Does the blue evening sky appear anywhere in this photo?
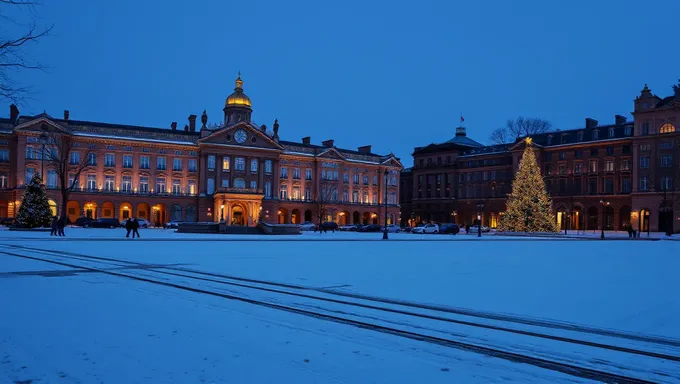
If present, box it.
[8,0,680,166]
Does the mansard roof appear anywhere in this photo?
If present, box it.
[280,139,400,166]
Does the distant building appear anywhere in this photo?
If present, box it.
[0,75,402,227]
[402,83,680,234]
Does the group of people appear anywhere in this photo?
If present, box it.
[50,216,66,236]
[125,218,141,238]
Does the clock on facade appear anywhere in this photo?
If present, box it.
[234,129,247,144]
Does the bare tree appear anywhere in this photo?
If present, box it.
[314,181,336,231]
[43,129,94,223]
[653,162,680,236]
[0,0,52,103]
[489,117,552,145]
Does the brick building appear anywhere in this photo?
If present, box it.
[0,76,402,227]
[402,82,680,234]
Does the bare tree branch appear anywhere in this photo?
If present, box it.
[315,180,337,229]
[488,127,510,145]
[488,117,552,145]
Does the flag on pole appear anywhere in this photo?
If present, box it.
[460,114,465,123]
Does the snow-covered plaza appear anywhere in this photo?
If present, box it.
[1,228,679,383]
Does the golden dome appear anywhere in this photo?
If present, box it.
[225,74,252,108]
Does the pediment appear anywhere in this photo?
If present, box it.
[198,122,283,150]
[381,156,403,169]
[317,147,346,159]
[14,115,71,135]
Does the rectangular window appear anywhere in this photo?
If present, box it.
[188,159,197,172]
[235,157,245,171]
[321,170,326,180]
[122,175,132,193]
[220,156,229,171]
[574,150,583,159]
[661,154,673,167]
[221,178,229,188]
[279,185,288,200]
[280,167,288,178]
[577,131,584,142]
[104,175,115,191]
[604,178,614,193]
[545,164,552,175]
[293,168,301,179]
[250,159,258,173]
[592,130,599,140]
[639,176,649,191]
[544,152,551,161]
[483,171,488,181]
[589,160,597,172]
[621,159,630,171]
[305,188,312,201]
[0,174,7,189]
[188,180,196,195]
[661,176,673,191]
[87,174,97,190]
[622,177,631,193]
[606,147,614,156]
[574,163,582,174]
[639,144,651,151]
[605,160,614,172]
[343,190,349,202]
[156,177,166,193]
[46,170,57,188]
[172,179,181,195]
[250,180,257,190]
[588,178,598,194]
[590,148,598,156]
[573,178,582,194]
[206,178,214,194]
[207,155,216,171]
[264,160,272,174]
[25,147,34,160]
[608,127,615,138]
[123,155,133,168]
[363,176,369,185]
[353,174,359,184]
[140,156,150,169]
[292,186,300,200]
[639,156,650,168]
[641,122,649,136]
[558,164,566,175]
[173,158,182,171]
[67,173,77,189]
[139,176,149,193]
[264,181,272,198]
[343,173,349,183]
[105,153,115,167]
[660,142,673,150]
[622,145,631,154]
[69,151,80,165]
[157,157,166,171]
[559,151,566,160]
[625,126,632,136]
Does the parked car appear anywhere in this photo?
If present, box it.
[315,222,339,231]
[401,226,413,233]
[121,218,150,228]
[439,223,460,234]
[0,217,15,226]
[163,220,184,229]
[299,221,316,231]
[382,224,401,233]
[339,224,358,231]
[89,218,121,228]
[73,216,93,227]
[411,223,439,234]
[358,224,382,232]
[469,225,491,233]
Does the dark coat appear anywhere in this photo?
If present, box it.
[125,219,133,230]
[51,217,58,229]
[132,219,139,229]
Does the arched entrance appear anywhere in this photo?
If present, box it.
[339,211,350,225]
[556,209,568,231]
[152,203,166,227]
[353,211,360,224]
[371,212,378,224]
[48,199,58,217]
[603,206,614,230]
[278,208,289,224]
[639,209,650,233]
[291,209,301,224]
[362,212,370,225]
[84,202,97,219]
[119,202,133,221]
[137,202,150,221]
[572,207,583,231]
[66,201,80,223]
[586,207,598,230]
[304,209,312,223]
[171,204,182,221]
[232,204,246,226]
[186,205,197,222]
[101,201,115,218]
[387,213,394,225]
[619,206,631,230]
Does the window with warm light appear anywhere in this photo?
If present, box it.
[172,179,181,194]
[660,123,676,134]
[122,176,132,193]
[156,177,166,193]
[139,176,149,193]
[86,174,97,190]
[104,175,115,191]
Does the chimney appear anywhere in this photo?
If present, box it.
[9,104,19,125]
[171,122,177,131]
[184,124,189,132]
[615,115,627,125]
[322,139,334,148]
[188,114,197,132]
[455,127,467,137]
[358,145,372,153]
[585,118,598,129]
[301,136,311,145]
[63,110,70,121]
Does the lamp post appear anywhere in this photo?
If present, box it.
[220,204,225,222]
[39,131,48,183]
[383,169,389,240]
[451,210,458,224]
[599,199,609,240]
[476,201,484,237]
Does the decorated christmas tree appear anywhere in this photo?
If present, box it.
[498,138,559,233]
[16,173,52,228]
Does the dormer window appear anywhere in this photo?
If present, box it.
[592,129,599,140]
[547,135,553,145]
[577,131,584,142]
[608,127,615,138]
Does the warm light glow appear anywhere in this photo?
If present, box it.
[220,204,225,209]
[525,137,533,145]
[339,212,345,216]
[277,210,282,215]
[631,211,639,218]
[371,213,377,218]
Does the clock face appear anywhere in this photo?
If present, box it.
[234,129,247,144]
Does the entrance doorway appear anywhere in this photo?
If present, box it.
[84,202,97,219]
[659,208,673,234]
[639,209,650,233]
[232,205,245,226]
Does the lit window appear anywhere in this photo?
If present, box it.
[639,156,650,168]
[660,123,676,134]
[122,176,132,193]
[156,177,166,193]
[104,175,115,191]
[188,180,196,195]
[139,176,149,193]
[661,154,673,167]
[605,160,614,172]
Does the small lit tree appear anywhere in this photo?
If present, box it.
[499,138,559,233]
[16,173,52,228]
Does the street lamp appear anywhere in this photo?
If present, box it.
[599,199,609,239]
[383,169,389,240]
[476,201,485,237]
[39,131,48,183]
[451,210,458,224]
[220,204,225,222]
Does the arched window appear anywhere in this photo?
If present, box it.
[660,123,676,134]
[234,177,246,189]
[171,204,182,221]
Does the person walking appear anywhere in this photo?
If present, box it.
[125,218,132,238]
[132,218,141,239]
[50,216,58,236]
[57,216,66,237]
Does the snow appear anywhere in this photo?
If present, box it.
[1,228,679,383]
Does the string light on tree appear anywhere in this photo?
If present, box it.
[498,137,559,233]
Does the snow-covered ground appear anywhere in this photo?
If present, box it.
[1,228,679,383]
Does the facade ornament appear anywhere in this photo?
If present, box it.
[201,110,208,129]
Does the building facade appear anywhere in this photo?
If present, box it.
[0,76,402,227]
[402,83,680,234]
